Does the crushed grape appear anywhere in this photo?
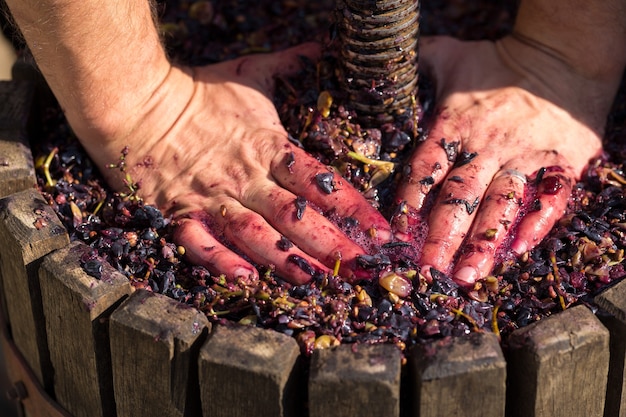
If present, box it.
[27,0,626,357]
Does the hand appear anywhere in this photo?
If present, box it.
[85,43,391,284]
[396,35,617,287]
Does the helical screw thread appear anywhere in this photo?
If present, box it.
[337,0,419,120]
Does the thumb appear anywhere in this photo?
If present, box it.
[268,42,322,76]
[221,42,322,96]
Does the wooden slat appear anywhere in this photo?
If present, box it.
[596,281,626,417]
[199,325,304,417]
[408,331,506,417]
[0,188,69,392]
[39,241,132,417]
[109,290,210,417]
[0,79,37,343]
[0,81,36,198]
[597,315,626,417]
[505,305,609,417]
[309,343,402,417]
[596,279,626,325]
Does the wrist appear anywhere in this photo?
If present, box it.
[513,0,626,82]
[5,0,176,146]
[79,64,197,177]
[496,34,621,136]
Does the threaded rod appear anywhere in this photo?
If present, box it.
[337,0,420,119]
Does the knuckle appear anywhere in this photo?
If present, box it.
[272,199,298,224]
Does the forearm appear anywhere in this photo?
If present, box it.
[514,0,626,81]
[5,0,173,142]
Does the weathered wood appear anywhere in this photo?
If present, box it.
[0,81,36,198]
[0,188,69,392]
[596,281,626,417]
[596,279,626,326]
[408,331,506,417]
[309,343,402,417]
[109,290,210,417]
[39,241,132,417]
[199,324,304,417]
[505,305,609,417]
[0,79,37,346]
[597,314,626,417]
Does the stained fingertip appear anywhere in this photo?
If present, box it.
[453,266,478,288]
[185,243,259,282]
[367,224,392,243]
[174,217,259,282]
[419,264,434,283]
[511,238,528,256]
[233,266,259,283]
[285,253,328,281]
[349,268,375,282]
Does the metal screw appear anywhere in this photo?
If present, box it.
[337,0,420,120]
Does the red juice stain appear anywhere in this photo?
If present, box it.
[539,176,562,195]
[493,166,568,267]
[493,179,536,267]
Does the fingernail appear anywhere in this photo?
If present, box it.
[369,226,392,243]
[453,266,477,287]
[393,231,412,242]
[420,264,434,283]
[351,267,375,281]
[511,239,527,256]
[233,267,257,282]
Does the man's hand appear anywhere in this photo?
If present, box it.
[93,44,391,284]
[5,0,391,285]
[396,35,619,287]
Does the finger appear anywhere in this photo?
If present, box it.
[173,216,259,282]
[452,168,527,287]
[419,154,499,273]
[223,42,322,95]
[243,178,373,279]
[510,168,573,256]
[395,115,467,211]
[217,202,332,285]
[271,146,392,243]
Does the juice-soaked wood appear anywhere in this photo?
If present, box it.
[505,304,609,417]
[0,188,69,392]
[199,325,304,417]
[109,289,210,417]
[0,81,37,198]
[407,331,506,417]
[308,343,402,417]
[39,241,132,417]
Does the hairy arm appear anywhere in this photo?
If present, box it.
[6,0,176,144]
[5,1,392,284]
